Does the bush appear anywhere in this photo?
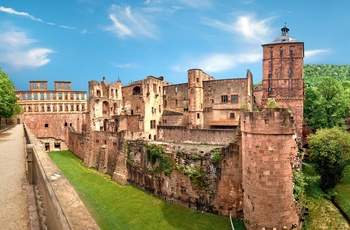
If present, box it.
[308,127,350,191]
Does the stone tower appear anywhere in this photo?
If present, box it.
[241,109,301,230]
[261,25,304,139]
[187,69,214,129]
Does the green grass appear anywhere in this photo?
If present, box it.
[48,150,231,230]
[302,162,349,230]
[335,163,350,218]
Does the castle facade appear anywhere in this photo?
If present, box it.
[16,26,304,230]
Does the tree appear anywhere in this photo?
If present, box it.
[308,127,350,191]
[304,77,349,131]
[0,68,18,126]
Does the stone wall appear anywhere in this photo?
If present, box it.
[241,108,301,230]
[68,130,86,160]
[20,113,85,144]
[158,126,237,145]
[24,125,98,229]
[126,140,243,216]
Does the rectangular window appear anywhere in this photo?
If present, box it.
[46,94,50,100]
[150,120,156,129]
[22,94,26,100]
[45,124,49,128]
[28,94,32,100]
[221,95,228,103]
[196,78,199,83]
[53,94,57,100]
[33,84,38,89]
[153,84,157,93]
[197,113,200,119]
[81,94,85,100]
[34,94,38,100]
[211,98,214,103]
[40,83,44,89]
[231,95,239,103]
[230,113,235,119]
[227,82,230,89]
[58,84,62,89]
[64,84,68,89]
[40,94,45,100]
[59,93,62,100]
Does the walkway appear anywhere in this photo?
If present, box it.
[0,125,30,229]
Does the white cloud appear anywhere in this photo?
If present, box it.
[105,5,158,39]
[0,6,76,29]
[203,14,275,44]
[305,49,329,58]
[0,6,43,22]
[173,51,261,73]
[0,28,53,69]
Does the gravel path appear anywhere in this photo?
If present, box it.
[0,125,30,230]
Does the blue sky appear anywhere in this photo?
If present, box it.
[0,1,349,92]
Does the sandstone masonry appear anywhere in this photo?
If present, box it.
[16,25,305,230]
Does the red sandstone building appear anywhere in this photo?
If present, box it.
[17,25,305,230]
[16,81,87,151]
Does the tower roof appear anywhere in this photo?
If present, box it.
[270,24,299,43]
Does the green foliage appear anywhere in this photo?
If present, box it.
[304,64,350,87]
[211,150,222,165]
[49,151,231,230]
[302,162,349,229]
[145,144,173,177]
[266,98,280,109]
[293,170,307,201]
[184,166,207,189]
[0,69,18,120]
[308,127,350,191]
[335,163,350,219]
[304,77,349,131]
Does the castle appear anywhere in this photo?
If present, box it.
[16,25,304,230]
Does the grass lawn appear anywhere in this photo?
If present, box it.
[302,163,350,230]
[335,163,350,218]
[48,150,231,230]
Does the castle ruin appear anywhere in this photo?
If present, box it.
[16,25,305,230]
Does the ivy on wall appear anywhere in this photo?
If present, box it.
[145,144,173,177]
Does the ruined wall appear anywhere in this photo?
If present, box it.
[163,83,189,113]
[68,131,86,160]
[126,140,242,216]
[241,108,301,230]
[158,126,237,145]
[21,113,85,145]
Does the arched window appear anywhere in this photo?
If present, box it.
[133,86,141,95]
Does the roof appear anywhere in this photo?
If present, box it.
[268,25,300,44]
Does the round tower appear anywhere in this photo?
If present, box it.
[241,108,301,230]
[261,25,304,140]
[187,69,205,129]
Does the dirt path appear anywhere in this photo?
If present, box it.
[0,125,30,229]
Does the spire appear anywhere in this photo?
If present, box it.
[281,23,289,36]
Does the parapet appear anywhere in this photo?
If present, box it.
[241,108,295,135]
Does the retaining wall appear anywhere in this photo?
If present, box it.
[24,125,99,230]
